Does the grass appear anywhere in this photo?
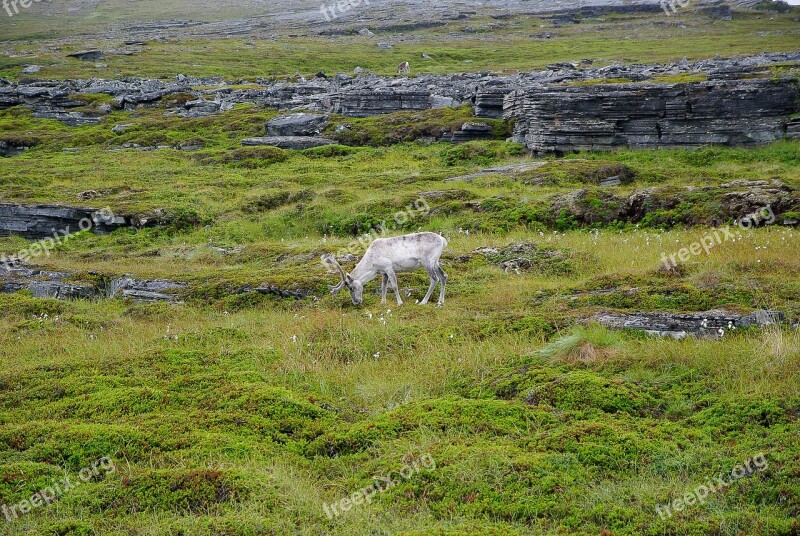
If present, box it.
[1,10,799,80]
[1,5,799,534]
[1,101,799,534]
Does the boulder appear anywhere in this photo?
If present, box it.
[266,113,329,136]
[450,122,494,143]
[176,99,221,117]
[67,50,105,61]
[109,276,187,303]
[701,4,734,20]
[0,140,28,157]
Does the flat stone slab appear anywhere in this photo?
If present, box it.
[444,162,548,182]
[241,136,336,150]
[266,113,329,136]
[67,50,105,61]
[109,276,188,303]
[591,309,784,339]
[0,203,129,239]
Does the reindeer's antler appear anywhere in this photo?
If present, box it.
[321,254,348,294]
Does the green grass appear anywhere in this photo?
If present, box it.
[1,10,799,80]
[1,98,800,534]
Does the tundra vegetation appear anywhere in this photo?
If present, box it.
[1,3,800,535]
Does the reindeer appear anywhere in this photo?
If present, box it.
[322,232,447,306]
[397,61,410,74]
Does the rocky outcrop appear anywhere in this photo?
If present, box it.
[0,204,129,239]
[66,50,105,61]
[0,261,186,302]
[591,309,783,339]
[545,182,799,227]
[0,262,99,300]
[4,52,797,127]
[0,260,312,304]
[505,78,800,153]
[329,90,433,117]
[444,161,549,182]
[242,136,335,149]
[173,98,233,118]
[109,276,188,302]
[0,140,28,157]
[450,122,494,143]
[787,118,800,140]
[266,113,330,136]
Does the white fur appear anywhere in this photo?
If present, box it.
[323,232,448,306]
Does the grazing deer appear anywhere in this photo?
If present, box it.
[322,232,448,306]
[397,61,410,74]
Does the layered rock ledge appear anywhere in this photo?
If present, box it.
[1,52,797,127]
[505,78,800,153]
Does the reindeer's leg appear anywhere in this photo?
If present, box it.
[436,265,448,306]
[387,270,403,306]
[380,274,389,304]
[420,267,438,305]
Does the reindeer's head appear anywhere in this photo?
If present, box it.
[322,254,363,305]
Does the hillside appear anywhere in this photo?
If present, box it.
[1,1,800,535]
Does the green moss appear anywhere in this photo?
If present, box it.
[306,398,553,457]
[112,469,252,514]
[242,189,314,213]
[440,141,526,167]
[194,146,288,168]
[325,107,510,147]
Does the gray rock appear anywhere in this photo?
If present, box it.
[0,203,129,239]
[0,262,99,300]
[787,118,800,140]
[67,50,105,61]
[2,51,800,141]
[505,78,800,153]
[451,122,494,143]
[21,65,42,75]
[592,309,784,339]
[109,276,187,303]
[0,140,28,157]
[241,136,336,149]
[330,90,432,117]
[444,162,548,182]
[112,123,134,134]
[701,4,734,20]
[0,261,187,303]
[266,113,329,136]
[431,95,459,109]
